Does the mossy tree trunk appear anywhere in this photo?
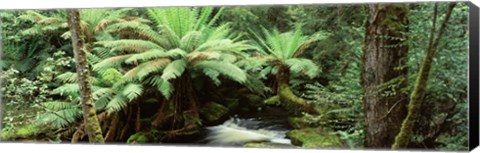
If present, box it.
[67,9,105,143]
[361,4,409,148]
[276,66,316,115]
[392,3,456,149]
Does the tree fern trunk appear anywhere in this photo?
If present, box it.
[67,9,105,143]
[276,66,316,115]
[362,4,409,148]
[392,3,456,149]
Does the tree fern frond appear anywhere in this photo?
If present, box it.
[123,58,171,81]
[194,60,247,84]
[122,83,143,101]
[51,83,80,96]
[41,101,79,111]
[125,49,167,64]
[93,54,132,73]
[96,39,163,53]
[180,31,201,52]
[285,58,320,79]
[55,72,78,83]
[161,59,188,81]
[106,95,128,113]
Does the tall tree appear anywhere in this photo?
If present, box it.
[361,4,409,148]
[67,9,105,143]
[392,3,456,149]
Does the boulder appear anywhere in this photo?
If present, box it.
[200,102,230,125]
[286,127,345,149]
[244,142,297,148]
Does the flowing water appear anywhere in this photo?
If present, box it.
[198,107,293,147]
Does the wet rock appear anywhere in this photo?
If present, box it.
[244,142,297,148]
[286,127,345,149]
[288,117,321,129]
[200,102,230,125]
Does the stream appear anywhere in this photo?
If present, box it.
[164,107,294,147]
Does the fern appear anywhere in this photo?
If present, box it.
[193,60,247,84]
[161,59,188,81]
[285,58,320,79]
[122,83,143,101]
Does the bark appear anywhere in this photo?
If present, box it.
[276,66,317,115]
[392,3,456,149]
[151,72,200,132]
[361,4,409,148]
[104,113,119,142]
[67,9,105,143]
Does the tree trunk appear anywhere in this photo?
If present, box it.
[276,66,316,115]
[67,9,105,143]
[361,4,409,148]
[392,3,456,149]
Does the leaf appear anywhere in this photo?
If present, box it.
[161,59,188,81]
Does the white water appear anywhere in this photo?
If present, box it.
[204,117,291,146]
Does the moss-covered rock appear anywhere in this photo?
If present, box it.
[244,142,297,148]
[288,117,321,129]
[2,124,45,141]
[286,127,345,149]
[200,102,230,125]
[127,130,162,144]
[221,98,240,111]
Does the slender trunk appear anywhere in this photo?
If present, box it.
[362,4,409,148]
[392,3,456,149]
[276,66,316,115]
[67,9,105,143]
[104,113,119,142]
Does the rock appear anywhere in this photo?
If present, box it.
[288,117,321,129]
[286,127,345,149]
[221,98,240,111]
[244,142,297,148]
[200,102,230,125]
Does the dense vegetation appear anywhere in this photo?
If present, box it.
[0,2,469,151]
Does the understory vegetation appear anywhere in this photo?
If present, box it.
[0,2,469,151]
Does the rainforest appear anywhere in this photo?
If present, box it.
[0,2,470,151]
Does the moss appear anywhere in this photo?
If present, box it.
[1,124,43,140]
[264,95,280,106]
[199,102,230,125]
[127,132,150,144]
[278,82,316,115]
[244,142,296,148]
[288,117,320,129]
[287,128,345,149]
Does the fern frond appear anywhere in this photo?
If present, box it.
[96,39,163,53]
[285,58,320,79]
[41,101,79,111]
[55,72,78,83]
[106,95,128,113]
[161,59,188,81]
[194,60,247,84]
[122,83,143,101]
[125,49,167,64]
[93,54,132,73]
[123,58,171,81]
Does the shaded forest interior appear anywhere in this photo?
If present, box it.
[0,2,470,151]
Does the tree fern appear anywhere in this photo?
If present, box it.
[161,59,188,81]
[193,60,247,84]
